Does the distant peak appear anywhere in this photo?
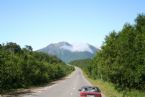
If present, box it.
[47,42,72,48]
[37,42,98,63]
[57,42,71,46]
[45,42,98,54]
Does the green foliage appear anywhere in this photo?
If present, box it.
[91,14,145,91]
[72,14,145,93]
[0,43,74,92]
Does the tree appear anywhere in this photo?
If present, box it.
[4,42,21,53]
[25,45,33,51]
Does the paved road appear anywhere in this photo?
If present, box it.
[21,67,105,97]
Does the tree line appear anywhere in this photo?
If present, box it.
[0,42,74,93]
[69,59,92,76]
[71,14,145,91]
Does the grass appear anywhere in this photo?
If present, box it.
[83,72,145,97]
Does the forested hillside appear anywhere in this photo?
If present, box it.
[0,42,74,93]
[71,14,145,92]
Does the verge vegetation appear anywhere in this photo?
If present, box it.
[0,42,74,93]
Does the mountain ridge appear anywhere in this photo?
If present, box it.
[37,42,99,63]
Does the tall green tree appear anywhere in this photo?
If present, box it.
[90,14,145,90]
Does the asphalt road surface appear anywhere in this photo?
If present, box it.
[21,67,105,97]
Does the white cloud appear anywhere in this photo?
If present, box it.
[60,43,93,53]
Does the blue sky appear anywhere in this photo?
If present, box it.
[0,0,145,50]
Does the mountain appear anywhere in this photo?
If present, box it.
[37,42,99,63]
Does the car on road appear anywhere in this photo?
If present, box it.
[78,86,102,97]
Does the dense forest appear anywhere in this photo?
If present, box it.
[71,14,145,91]
[0,42,74,93]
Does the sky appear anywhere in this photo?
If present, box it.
[0,0,145,50]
